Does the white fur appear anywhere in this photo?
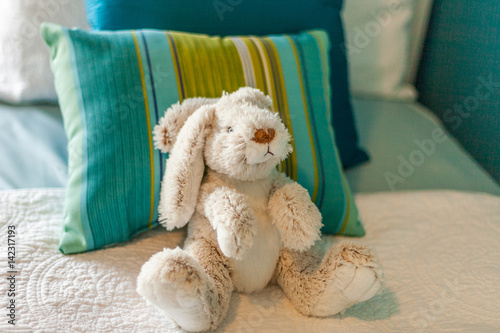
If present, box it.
[138,87,382,332]
[158,106,215,229]
[136,247,216,331]
[222,174,281,293]
[153,97,218,153]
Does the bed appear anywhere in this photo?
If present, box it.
[1,98,499,332]
[1,0,499,332]
[1,188,499,332]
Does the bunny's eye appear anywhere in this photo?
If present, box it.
[227,127,233,133]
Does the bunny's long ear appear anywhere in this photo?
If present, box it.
[153,97,218,153]
[157,105,216,230]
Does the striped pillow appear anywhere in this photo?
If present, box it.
[42,23,365,254]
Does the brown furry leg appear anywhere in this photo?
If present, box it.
[185,238,234,330]
[274,241,381,317]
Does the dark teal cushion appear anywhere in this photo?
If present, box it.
[416,0,500,184]
[85,0,368,169]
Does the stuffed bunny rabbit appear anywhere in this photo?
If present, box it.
[137,87,381,332]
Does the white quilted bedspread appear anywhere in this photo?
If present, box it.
[1,189,500,333]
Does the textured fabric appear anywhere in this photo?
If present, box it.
[84,0,368,169]
[342,0,419,101]
[416,0,500,184]
[2,188,500,332]
[345,99,500,195]
[0,0,88,104]
[41,24,364,254]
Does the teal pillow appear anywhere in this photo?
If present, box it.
[41,23,365,254]
[85,0,369,169]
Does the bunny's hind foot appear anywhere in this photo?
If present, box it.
[276,241,382,317]
[137,246,231,332]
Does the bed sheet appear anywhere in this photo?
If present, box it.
[346,98,500,195]
[0,103,67,189]
[1,188,499,332]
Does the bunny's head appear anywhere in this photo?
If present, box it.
[155,87,292,229]
[204,90,292,181]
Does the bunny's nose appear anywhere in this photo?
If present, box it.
[252,128,276,144]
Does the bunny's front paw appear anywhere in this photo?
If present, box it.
[268,182,323,251]
[206,188,257,260]
[216,217,256,260]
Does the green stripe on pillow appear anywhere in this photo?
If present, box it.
[42,23,364,254]
[42,24,89,254]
